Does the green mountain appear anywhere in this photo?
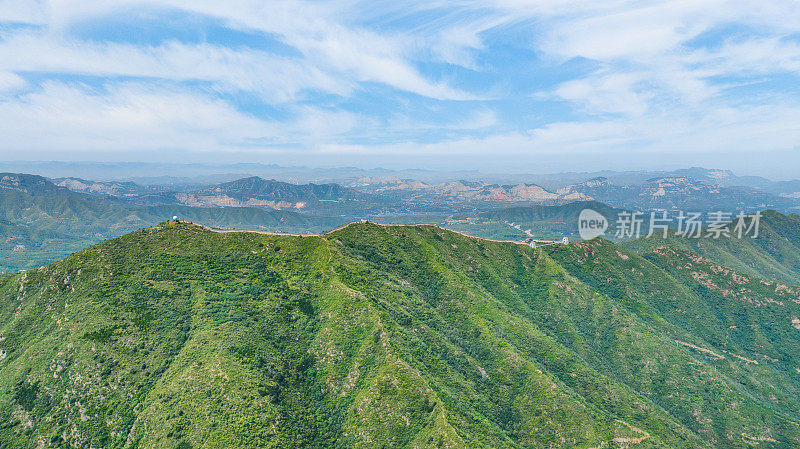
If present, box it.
[625,210,800,284]
[469,201,623,240]
[2,221,799,447]
[401,201,622,242]
[477,201,620,222]
[0,173,72,196]
[158,177,387,214]
[0,176,346,273]
[0,219,90,275]
[207,177,363,202]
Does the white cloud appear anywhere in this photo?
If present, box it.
[530,104,800,155]
[0,82,370,151]
[0,32,353,102]
[690,37,800,76]
[1,0,800,159]
[0,72,26,93]
[0,0,48,24]
[0,82,264,151]
[533,0,800,113]
[387,108,499,134]
[4,0,474,100]
[553,72,653,116]
[312,100,800,158]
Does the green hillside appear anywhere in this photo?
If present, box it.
[0,187,345,274]
[624,210,800,284]
[0,219,91,274]
[477,201,620,225]
[434,201,621,242]
[1,222,799,447]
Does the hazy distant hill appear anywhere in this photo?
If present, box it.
[3,163,799,200]
[0,174,345,273]
[53,177,151,197]
[1,221,799,447]
[143,176,384,213]
[555,176,799,212]
[478,200,620,225]
[209,176,359,201]
[0,173,71,196]
[446,201,623,240]
[355,173,800,213]
[365,179,562,205]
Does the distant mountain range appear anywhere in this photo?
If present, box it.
[173,176,373,210]
[3,170,800,273]
[0,174,345,273]
[54,175,382,213]
[37,166,800,214]
[555,176,797,211]
[53,177,155,197]
[369,179,562,204]
[1,173,72,196]
[358,174,800,213]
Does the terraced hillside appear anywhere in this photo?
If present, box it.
[1,222,799,447]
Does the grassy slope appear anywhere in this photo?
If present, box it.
[624,210,800,284]
[0,222,798,447]
[549,240,800,435]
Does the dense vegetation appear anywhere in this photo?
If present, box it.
[208,176,364,202]
[461,201,622,240]
[0,183,344,274]
[625,210,800,284]
[1,221,799,447]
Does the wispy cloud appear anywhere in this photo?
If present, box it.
[0,0,799,163]
[0,33,354,101]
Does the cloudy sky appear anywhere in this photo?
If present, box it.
[1,0,799,173]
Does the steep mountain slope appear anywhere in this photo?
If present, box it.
[550,239,800,406]
[625,210,800,284]
[0,173,71,196]
[1,222,799,447]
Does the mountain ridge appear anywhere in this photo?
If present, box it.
[2,221,799,447]
[625,209,800,284]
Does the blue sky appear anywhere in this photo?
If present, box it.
[0,0,799,174]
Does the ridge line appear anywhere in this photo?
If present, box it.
[176,220,566,247]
